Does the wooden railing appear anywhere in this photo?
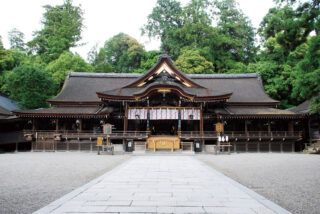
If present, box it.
[224,131,302,139]
[180,131,302,139]
[180,131,218,139]
[23,130,302,141]
[29,130,148,140]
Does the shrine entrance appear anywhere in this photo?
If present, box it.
[150,120,178,136]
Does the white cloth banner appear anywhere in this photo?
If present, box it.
[128,108,199,120]
[128,108,147,120]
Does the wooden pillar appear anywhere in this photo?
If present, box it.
[288,121,294,132]
[122,139,126,152]
[63,121,67,133]
[15,142,18,153]
[280,143,283,153]
[244,120,248,133]
[124,103,128,133]
[200,107,204,152]
[234,142,237,153]
[146,109,150,132]
[55,119,59,132]
[268,120,271,133]
[308,118,312,144]
[178,109,181,136]
[200,107,204,134]
[259,121,262,137]
[32,119,36,133]
[245,142,248,152]
[269,142,272,153]
[79,119,83,132]
[292,142,295,152]
[257,142,260,153]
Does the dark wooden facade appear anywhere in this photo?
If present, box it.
[13,54,307,152]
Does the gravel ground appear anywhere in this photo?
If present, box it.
[0,152,131,214]
[196,153,320,214]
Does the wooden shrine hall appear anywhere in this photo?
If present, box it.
[13,54,306,153]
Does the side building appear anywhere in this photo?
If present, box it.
[0,94,29,152]
[13,54,306,152]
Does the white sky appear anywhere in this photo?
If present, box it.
[0,0,275,60]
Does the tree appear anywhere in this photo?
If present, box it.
[4,65,56,109]
[291,35,320,112]
[134,50,162,73]
[175,48,214,74]
[27,0,84,63]
[8,28,25,51]
[46,51,94,89]
[143,0,257,71]
[0,36,4,49]
[141,0,183,41]
[256,0,320,109]
[97,33,145,73]
[0,48,27,89]
[87,42,99,65]
[214,0,257,64]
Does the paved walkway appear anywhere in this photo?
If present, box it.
[35,156,291,214]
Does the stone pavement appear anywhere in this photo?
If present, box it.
[35,156,291,214]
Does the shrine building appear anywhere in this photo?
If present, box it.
[13,54,307,153]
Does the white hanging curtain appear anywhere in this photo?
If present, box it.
[128,108,199,120]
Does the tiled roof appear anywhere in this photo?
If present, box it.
[49,72,277,104]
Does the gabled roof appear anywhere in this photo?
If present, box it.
[96,54,234,102]
[124,53,203,88]
[290,100,311,114]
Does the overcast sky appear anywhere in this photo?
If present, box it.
[0,0,275,60]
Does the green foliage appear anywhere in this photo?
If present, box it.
[8,28,25,51]
[3,65,56,109]
[141,0,183,40]
[97,33,145,73]
[27,0,84,63]
[0,36,3,50]
[0,48,28,88]
[291,36,320,109]
[214,0,257,64]
[175,48,214,74]
[133,50,162,73]
[143,0,257,72]
[46,51,94,89]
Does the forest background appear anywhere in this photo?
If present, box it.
[0,0,319,112]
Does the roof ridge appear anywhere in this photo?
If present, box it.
[69,72,259,79]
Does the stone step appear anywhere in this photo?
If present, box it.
[133,149,195,156]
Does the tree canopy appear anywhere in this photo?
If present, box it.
[0,0,318,112]
[3,65,56,109]
[27,0,84,63]
[95,33,145,73]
